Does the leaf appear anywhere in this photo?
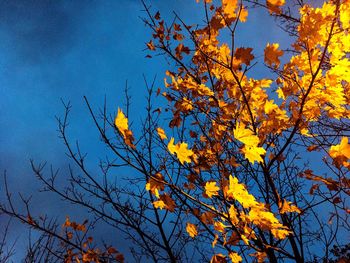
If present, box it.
[153,200,166,210]
[146,40,156,51]
[186,222,197,238]
[249,251,267,263]
[175,43,190,59]
[235,47,254,66]
[241,145,266,164]
[115,108,129,135]
[145,173,165,198]
[239,7,248,22]
[266,0,285,14]
[210,254,227,263]
[167,138,194,164]
[229,252,242,263]
[233,123,259,146]
[264,43,283,67]
[156,127,167,140]
[205,181,220,198]
[153,193,176,212]
[226,175,258,208]
[329,137,350,159]
[222,0,238,19]
[115,108,135,147]
[280,200,301,214]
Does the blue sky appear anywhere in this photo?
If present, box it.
[0,0,290,260]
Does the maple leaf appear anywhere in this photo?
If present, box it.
[329,137,350,159]
[235,47,254,66]
[153,200,166,210]
[271,227,291,239]
[156,127,167,140]
[233,123,259,146]
[242,145,266,164]
[266,0,285,14]
[280,200,301,214]
[168,138,194,164]
[222,0,238,17]
[264,43,284,67]
[226,175,258,208]
[205,181,220,198]
[115,108,129,135]
[229,252,242,263]
[115,108,135,147]
[145,173,165,198]
[153,194,176,212]
[186,222,197,238]
[175,43,190,60]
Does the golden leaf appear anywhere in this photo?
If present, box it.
[167,138,194,164]
[241,145,266,164]
[205,181,220,198]
[233,123,259,146]
[156,127,167,140]
[280,200,301,214]
[329,137,350,159]
[186,222,198,238]
[229,252,242,263]
[115,108,129,135]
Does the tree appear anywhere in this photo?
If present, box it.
[1,0,349,262]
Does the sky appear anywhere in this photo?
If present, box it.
[0,0,289,261]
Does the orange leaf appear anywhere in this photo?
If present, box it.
[264,43,283,67]
[186,222,198,238]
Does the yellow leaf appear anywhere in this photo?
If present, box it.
[153,200,166,210]
[271,227,291,239]
[156,127,167,140]
[214,221,226,233]
[167,138,194,164]
[239,7,248,22]
[205,181,220,198]
[226,175,258,208]
[241,145,266,164]
[115,108,135,147]
[264,43,283,67]
[233,123,259,146]
[280,200,301,214]
[229,252,242,263]
[329,137,350,159]
[228,205,239,225]
[276,87,285,100]
[222,0,238,18]
[115,108,129,136]
[186,222,197,238]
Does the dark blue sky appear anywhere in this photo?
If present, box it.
[0,0,288,260]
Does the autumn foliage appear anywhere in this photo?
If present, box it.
[131,0,349,261]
